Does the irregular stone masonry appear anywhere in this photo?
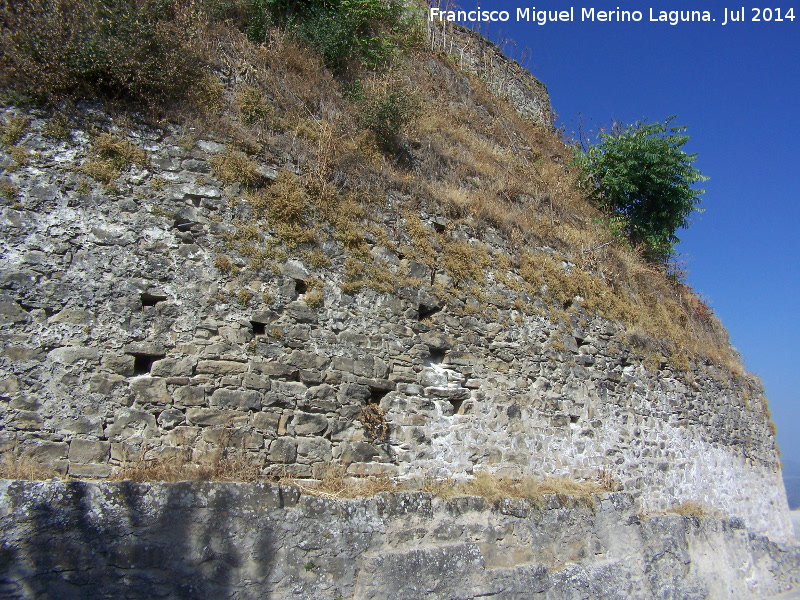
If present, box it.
[0,103,793,545]
[426,21,553,126]
[0,481,798,599]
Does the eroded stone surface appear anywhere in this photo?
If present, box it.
[0,481,797,600]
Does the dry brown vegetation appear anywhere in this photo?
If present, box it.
[421,471,616,508]
[0,454,64,480]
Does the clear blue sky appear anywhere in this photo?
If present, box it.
[439,0,800,462]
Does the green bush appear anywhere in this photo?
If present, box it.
[248,0,403,73]
[578,117,707,262]
[0,0,204,105]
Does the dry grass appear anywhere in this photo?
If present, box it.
[81,133,148,184]
[211,147,262,188]
[668,500,709,518]
[421,472,616,507]
[112,453,262,483]
[1,114,29,146]
[294,464,397,499]
[0,454,65,480]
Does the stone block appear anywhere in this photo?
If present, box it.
[49,309,94,325]
[186,407,246,427]
[157,408,186,429]
[130,377,171,404]
[151,357,196,377]
[285,301,317,323]
[210,389,261,410]
[290,412,328,436]
[104,409,157,441]
[268,437,297,463]
[22,441,69,461]
[168,426,201,446]
[339,441,379,464]
[10,410,42,430]
[353,356,374,378]
[252,411,281,433]
[419,331,455,350]
[339,382,371,402]
[286,350,330,370]
[102,353,135,376]
[173,386,206,407]
[425,387,470,400]
[252,362,295,379]
[195,360,247,375]
[89,373,125,394]
[0,375,19,396]
[331,356,354,373]
[243,373,271,390]
[48,346,100,365]
[68,463,113,478]
[0,294,30,326]
[297,437,332,461]
[68,439,111,464]
[346,462,398,477]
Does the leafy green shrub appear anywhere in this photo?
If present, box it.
[248,0,404,73]
[578,117,707,262]
[0,0,203,105]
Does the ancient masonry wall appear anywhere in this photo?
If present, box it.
[0,105,793,543]
[425,20,553,126]
[1,481,799,600]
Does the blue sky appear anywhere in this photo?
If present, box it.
[438,0,800,462]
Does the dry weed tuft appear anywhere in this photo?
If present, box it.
[211,147,262,188]
[1,114,29,146]
[0,454,64,480]
[668,500,709,518]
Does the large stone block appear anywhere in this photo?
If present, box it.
[10,410,43,430]
[130,377,171,404]
[269,437,297,463]
[290,412,328,436]
[195,360,247,375]
[173,386,206,407]
[151,357,196,377]
[104,409,157,441]
[186,407,246,427]
[48,346,100,365]
[210,388,261,411]
[68,439,111,464]
[297,437,332,461]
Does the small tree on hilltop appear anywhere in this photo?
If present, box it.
[579,116,707,262]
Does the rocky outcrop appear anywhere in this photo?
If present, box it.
[1,480,798,600]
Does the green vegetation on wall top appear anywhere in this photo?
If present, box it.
[577,117,707,262]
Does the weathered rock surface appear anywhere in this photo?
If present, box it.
[0,481,798,600]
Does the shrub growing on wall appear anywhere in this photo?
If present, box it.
[0,0,203,105]
[579,117,707,262]
[247,0,404,73]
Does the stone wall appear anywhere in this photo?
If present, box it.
[1,480,798,600]
[426,20,552,126]
[0,103,793,544]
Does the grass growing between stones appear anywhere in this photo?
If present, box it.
[111,454,262,483]
[0,455,65,480]
[421,472,617,508]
